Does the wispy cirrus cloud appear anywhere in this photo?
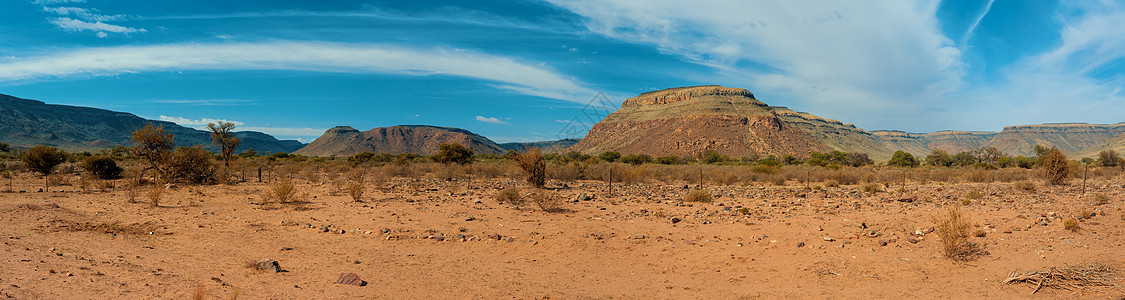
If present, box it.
[0,41,599,104]
[548,0,965,130]
[43,6,122,22]
[475,116,507,124]
[50,17,145,34]
[31,0,85,4]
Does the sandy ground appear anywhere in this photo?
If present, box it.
[1,173,1123,299]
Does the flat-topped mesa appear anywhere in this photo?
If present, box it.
[622,85,756,107]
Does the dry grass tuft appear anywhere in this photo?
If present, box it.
[496,187,522,207]
[263,180,301,204]
[862,183,882,194]
[530,190,564,212]
[1091,193,1110,205]
[1064,219,1080,232]
[1004,263,1117,294]
[1014,181,1036,192]
[966,190,983,199]
[933,206,981,261]
[683,189,712,203]
[146,186,163,207]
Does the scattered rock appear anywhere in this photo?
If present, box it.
[254,259,282,273]
[906,237,920,244]
[335,273,366,286]
[631,234,646,240]
[796,242,805,248]
[823,237,834,242]
[670,217,682,224]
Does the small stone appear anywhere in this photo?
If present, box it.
[335,273,365,286]
[1002,229,1013,234]
[670,217,682,224]
[796,242,806,248]
[632,234,646,240]
[907,237,920,244]
[823,237,835,242]
[254,259,282,273]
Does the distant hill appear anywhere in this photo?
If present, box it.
[568,85,1125,160]
[295,125,580,157]
[498,139,580,153]
[0,93,304,153]
[294,125,506,157]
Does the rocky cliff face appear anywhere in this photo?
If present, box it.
[567,86,1125,160]
[0,93,304,153]
[293,125,507,157]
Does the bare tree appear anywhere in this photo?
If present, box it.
[208,122,241,168]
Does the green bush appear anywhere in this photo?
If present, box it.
[81,156,123,180]
[887,150,918,167]
[431,143,474,165]
[621,154,653,165]
[598,151,621,163]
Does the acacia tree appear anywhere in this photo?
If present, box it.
[208,122,241,168]
[131,123,175,178]
[23,145,68,192]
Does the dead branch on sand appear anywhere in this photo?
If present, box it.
[1004,264,1117,294]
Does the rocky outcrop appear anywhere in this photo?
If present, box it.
[0,93,304,153]
[294,125,506,157]
[568,85,1125,160]
[569,86,827,158]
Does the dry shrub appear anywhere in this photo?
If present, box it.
[966,190,983,199]
[47,173,70,187]
[862,183,882,194]
[1041,148,1070,185]
[514,148,546,188]
[683,189,712,203]
[1014,181,1036,192]
[973,229,987,237]
[965,169,992,183]
[263,180,301,204]
[146,186,163,207]
[1064,219,1080,232]
[496,186,522,207]
[930,168,959,183]
[1079,209,1094,219]
[824,179,840,188]
[548,162,583,182]
[614,164,648,184]
[530,190,563,212]
[934,207,981,261]
[1091,193,1110,205]
[125,184,140,203]
[829,169,862,185]
[346,182,364,202]
[435,163,466,180]
[993,168,1031,182]
[302,167,322,184]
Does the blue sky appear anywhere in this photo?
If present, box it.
[1,0,1123,143]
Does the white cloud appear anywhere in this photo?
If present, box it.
[475,116,507,124]
[0,41,599,104]
[50,17,145,34]
[548,0,965,129]
[158,115,244,127]
[949,2,1125,128]
[32,0,85,4]
[43,6,122,21]
[151,99,254,106]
